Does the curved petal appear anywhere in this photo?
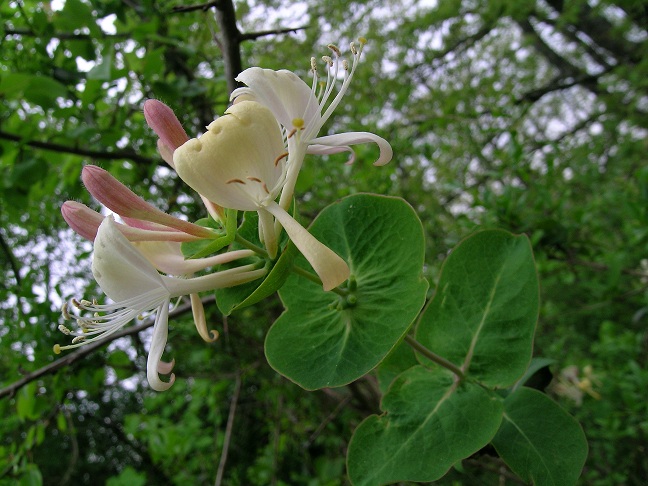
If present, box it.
[147,302,176,391]
[306,144,356,165]
[263,202,349,291]
[190,293,218,342]
[233,68,321,131]
[310,132,393,166]
[92,217,168,302]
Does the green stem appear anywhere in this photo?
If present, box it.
[291,265,349,297]
[234,234,269,258]
[404,335,465,380]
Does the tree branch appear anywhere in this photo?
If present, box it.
[4,27,129,40]
[213,0,242,93]
[170,1,221,13]
[239,25,308,42]
[0,296,214,400]
[0,130,156,165]
[0,228,21,286]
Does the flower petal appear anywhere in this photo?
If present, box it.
[263,202,349,291]
[173,101,286,211]
[92,216,168,302]
[190,293,218,342]
[310,132,393,166]
[233,68,321,131]
[147,302,176,391]
[306,144,356,165]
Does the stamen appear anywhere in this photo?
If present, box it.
[72,336,86,344]
[58,324,72,335]
[343,60,349,71]
[61,302,71,320]
[226,178,246,185]
[322,55,333,67]
[274,152,289,167]
[287,128,298,139]
[310,56,318,73]
[350,42,357,55]
[327,43,341,57]
[246,176,263,183]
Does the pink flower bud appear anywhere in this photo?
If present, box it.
[143,100,189,152]
[81,165,215,239]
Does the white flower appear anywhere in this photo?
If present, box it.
[56,216,266,391]
[173,101,350,291]
[230,38,392,207]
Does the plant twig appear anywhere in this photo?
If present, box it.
[215,372,242,486]
[0,130,156,165]
[404,335,465,380]
[0,296,213,400]
[239,26,308,42]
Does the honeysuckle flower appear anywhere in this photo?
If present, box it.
[144,99,225,223]
[230,38,393,209]
[173,100,350,291]
[56,216,266,391]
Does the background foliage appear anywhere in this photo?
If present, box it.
[1,0,647,484]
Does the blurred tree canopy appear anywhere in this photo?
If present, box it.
[1,0,647,484]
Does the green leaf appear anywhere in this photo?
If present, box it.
[16,383,38,421]
[0,73,68,108]
[416,229,538,387]
[347,366,503,485]
[265,194,428,390]
[492,387,588,486]
[87,46,114,81]
[19,465,43,486]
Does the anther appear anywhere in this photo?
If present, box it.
[58,324,72,335]
[246,176,263,183]
[350,42,357,55]
[327,44,341,57]
[287,128,298,139]
[80,299,92,307]
[274,152,289,167]
[343,60,349,71]
[71,298,81,308]
[61,302,71,320]
[72,336,86,344]
[310,56,317,72]
[322,55,333,67]
[226,178,246,185]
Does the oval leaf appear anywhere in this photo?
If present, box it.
[416,229,539,387]
[265,194,428,389]
[347,366,503,485]
[492,387,588,486]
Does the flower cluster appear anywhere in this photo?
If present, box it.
[57,38,392,390]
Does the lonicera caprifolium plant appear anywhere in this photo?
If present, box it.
[56,39,587,485]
